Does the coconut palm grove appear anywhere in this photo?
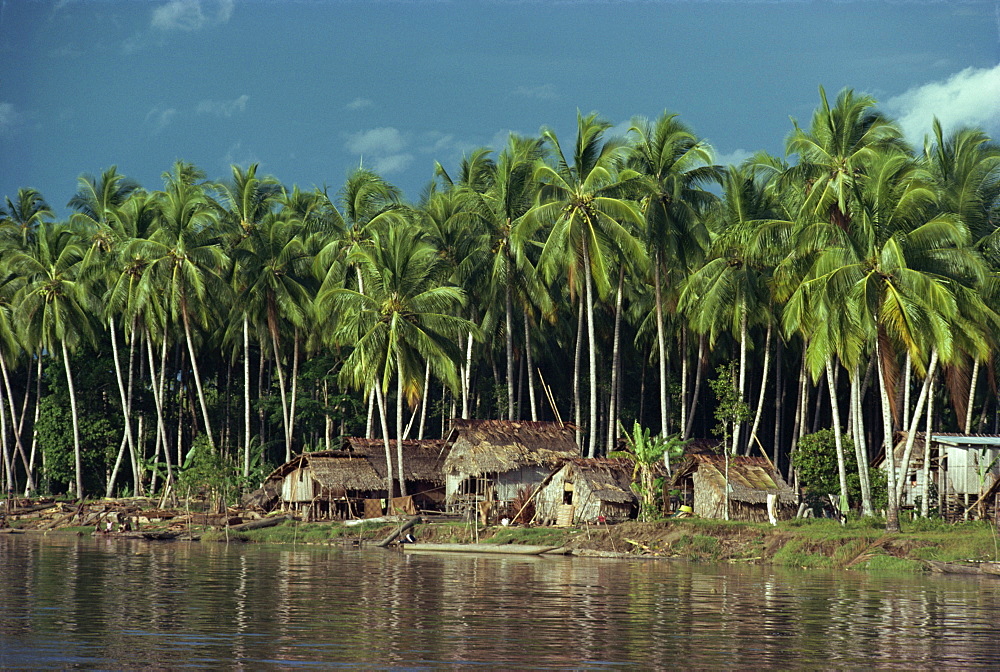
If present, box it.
[2,88,998,532]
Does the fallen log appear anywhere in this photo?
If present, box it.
[377,515,422,547]
[228,515,291,532]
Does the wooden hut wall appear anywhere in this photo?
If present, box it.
[281,468,314,503]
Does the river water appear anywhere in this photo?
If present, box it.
[2,534,1000,669]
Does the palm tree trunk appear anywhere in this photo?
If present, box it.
[289,331,300,454]
[0,356,33,493]
[269,319,291,461]
[921,369,935,517]
[731,305,748,455]
[524,312,538,421]
[243,317,252,478]
[106,317,136,498]
[583,238,598,458]
[851,364,874,517]
[607,267,624,453]
[680,326,688,440]
[573,296,583,448]
[395,349,407,497]
[505,281,515,420]
[748,321,772,456]
[418,360,430,439]
[181,302,215,451]
[896,349,939,508]
[965,357,979,433]
[62,341,84,500]
[684,333,706,440]
[877,339,901,532]
[826,358,850,513]
[374,380,395,497]
[462,331,473,419]
[654,258,668,437]
[0,384,12,495]
[902,353,912,430]
[146,327,174,487]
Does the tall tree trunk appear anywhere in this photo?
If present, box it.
[106,317,135,498]
[731,304,748,455]
[607,267,624,453]
[181,302,215,451]
[462,331,473,419]
[505,280,515,420]
[0,356,33,493]
[680,326,688,440]
[684,333,706,440]
[243,317,252,478]
[573,295,583,449]
[921,367,936,517]
[877,339,901,533]
[146,327,174,487]
[418,360,430,440]
[902,353,912,431]
[851,364,874,516]
[826,358,850,513]
[62,342,84,500]
[965,357,979,433]
[289,331,300,454]
[896,349,939,508]
[748,320,772,456]
[654,257,668,437]
[524,312,538,421]
[583,241,598,458]
[395,349,407,497]
[374,380,395,498]
[269,317,291,461]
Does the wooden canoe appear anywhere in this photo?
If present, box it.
[401,543,560,555]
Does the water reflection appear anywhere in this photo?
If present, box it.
[2,535,1000,668]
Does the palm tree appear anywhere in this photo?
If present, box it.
[136,162,227,451]
[326,223,474,496]
[1,188,53,248]
[628,111,718,438]
[9,222,94,497]
[526,112,646,456]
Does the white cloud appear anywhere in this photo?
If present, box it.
[346,97,373,111]
[145,106,178,134]
[223,141,258,168]
[196,94,249,117]
[346,127,406,156]
[512,84,558,101]
[884,64,1000,143]
[0,103,17,133]
[714,147,754,168]
[372,154,414,175]
[151,0,233,32]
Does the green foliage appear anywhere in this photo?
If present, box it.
[611,421,689,521]
[708,362,750,453]
[176,436,241,507]
[793,429,887,513]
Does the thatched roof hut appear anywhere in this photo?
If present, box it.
[262,439,449,519]
[443,419,580,515]
[670,454,796,522]
[444,419,579,476]
[536,457,647,524]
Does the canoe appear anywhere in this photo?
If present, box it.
[401,543,560,555]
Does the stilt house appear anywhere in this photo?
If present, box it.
[670,454,796,522]
[261,438,448,519]
[443,419,579,519]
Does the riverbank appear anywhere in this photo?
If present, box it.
[221,515,998,572]
[5,498,999,572]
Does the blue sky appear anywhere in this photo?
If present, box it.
[2,0,999,217]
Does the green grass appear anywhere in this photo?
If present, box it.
[485,527,571,546]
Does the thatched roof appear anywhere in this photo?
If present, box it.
[341,437,448,482]
[264,438,448,491]
[671,454,796,505]
[561,458,639,504]
[264,450,384,491]
[444,419,580,476]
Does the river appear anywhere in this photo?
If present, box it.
[1,534,1000,669]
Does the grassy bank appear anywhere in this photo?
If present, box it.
[195,515,1000,572]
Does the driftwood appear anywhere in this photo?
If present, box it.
[40,503,84,530]
[228,515,291,532]
[377,515,422,547]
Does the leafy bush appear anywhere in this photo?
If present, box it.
[793,429,887,513]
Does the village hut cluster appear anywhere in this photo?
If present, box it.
[249,419,802,525]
